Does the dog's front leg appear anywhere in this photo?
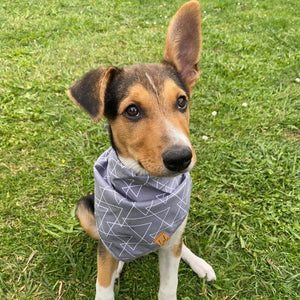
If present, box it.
[95,240,119,300]
[158,219,187,300]
[158,239,182,300]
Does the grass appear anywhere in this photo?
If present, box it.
[0,0,299,299]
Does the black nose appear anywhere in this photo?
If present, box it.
[162,146,192,172]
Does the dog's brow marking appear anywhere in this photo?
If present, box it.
[145,72,160,104]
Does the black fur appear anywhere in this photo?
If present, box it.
[105,124,119,153]
[69,67,120,120]
[104,63,189,121]
[69,69,103,119]
[77,194,95,215]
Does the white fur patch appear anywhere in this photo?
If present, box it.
[157,219,186,300]
[165,120,191,147]
[164,120,195,172]
[181,244,216,281]
[95,270,117,300]
[158,250,180,300]
[161,217,187,250]
[118,156,149,176]
[115,261,124,279]
[145,72,159,102]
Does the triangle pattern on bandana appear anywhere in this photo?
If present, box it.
[122,183,144,199]
[94,147,191,262]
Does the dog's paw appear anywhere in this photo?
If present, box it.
[189,256,216,281]
[181,245,216,281]
[95,280,115,300]
[158,290,177,300]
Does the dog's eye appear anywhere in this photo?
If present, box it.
[123,104,141,120]
[126,105,139,116]
[176,96,188,111]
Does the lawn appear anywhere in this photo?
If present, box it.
[0,0,299,299]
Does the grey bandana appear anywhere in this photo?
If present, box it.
[94,147,192,262]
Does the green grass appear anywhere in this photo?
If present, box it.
[0,0,299,299]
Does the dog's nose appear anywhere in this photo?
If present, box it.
[162,146,192,172]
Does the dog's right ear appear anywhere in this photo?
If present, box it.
[67,66,119,123]
[163,1,201,92]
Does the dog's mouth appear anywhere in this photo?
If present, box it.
[138,160,145,170]
[138,158,195,178]
[119,145,195,178]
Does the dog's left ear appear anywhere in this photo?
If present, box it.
[164,1,202,92]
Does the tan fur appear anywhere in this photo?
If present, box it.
[97,242,119,288]
[172,240,183,258]
[76,202,100,240]
[97,67,118,122]
[111,79,195,177]
[164,1,201,90]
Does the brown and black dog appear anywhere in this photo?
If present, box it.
[67,2,216,299]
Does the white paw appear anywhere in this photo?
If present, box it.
[95,290,114,300]
[95,279,115,300]
[158,290,177,300]
[181,244,216,281]
[189,256,216,281]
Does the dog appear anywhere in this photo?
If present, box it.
[67,1,216,299]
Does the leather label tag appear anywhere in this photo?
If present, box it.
[153,232,170,246]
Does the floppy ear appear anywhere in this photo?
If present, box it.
[67,66,119,123]
[163,1,202,91]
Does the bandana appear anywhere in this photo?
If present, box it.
[94,147,191,262]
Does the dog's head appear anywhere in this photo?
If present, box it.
[68,1,201,177]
